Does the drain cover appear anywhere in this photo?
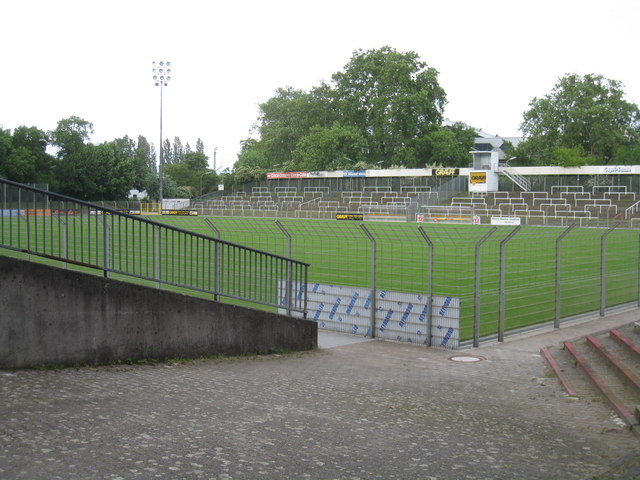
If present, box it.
[449,355,483,363]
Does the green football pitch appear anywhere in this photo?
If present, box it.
[2,213,638,341]
[154,216,639,341]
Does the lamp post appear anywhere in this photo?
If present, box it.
[200,170,214,197]
[201,148,222,196]
[152,60,171,211]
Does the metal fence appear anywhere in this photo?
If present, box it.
[189,195,640,229]
[158,215,640,348]
[0,179,309,315]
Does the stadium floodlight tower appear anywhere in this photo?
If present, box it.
[152,60,171,211]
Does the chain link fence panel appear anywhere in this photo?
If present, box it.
[151,214,640,347]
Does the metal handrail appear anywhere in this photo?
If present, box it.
[0,178,309,316]
[499,166,531,192]
[625,200,640,219]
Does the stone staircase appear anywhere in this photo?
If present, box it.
[542,322,640,435]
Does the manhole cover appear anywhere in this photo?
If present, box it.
[449,355,483,363]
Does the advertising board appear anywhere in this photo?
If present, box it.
[280,281,460,348]
[490,216,521,225]
[161,210,198,216]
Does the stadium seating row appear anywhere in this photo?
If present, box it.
[191,184,639,224]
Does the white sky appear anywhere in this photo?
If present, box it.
[2,0,639,171]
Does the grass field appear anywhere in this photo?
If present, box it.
[2,212,638,342]
[153,216,639,341]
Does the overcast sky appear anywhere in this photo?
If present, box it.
[2,0,639,171]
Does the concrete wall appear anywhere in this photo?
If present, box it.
[0,255,317,369]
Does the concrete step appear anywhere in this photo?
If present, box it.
[541,322,640,434]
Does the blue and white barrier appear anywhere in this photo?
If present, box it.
[280,282,460,349]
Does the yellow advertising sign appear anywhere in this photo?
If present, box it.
[336,213,364,221]
[432,168,459,176]
[469,172,487,185]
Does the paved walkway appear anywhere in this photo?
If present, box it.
[2,309,640,479]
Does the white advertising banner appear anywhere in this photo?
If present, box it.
[280,282,460,349]
[490,216,521,226]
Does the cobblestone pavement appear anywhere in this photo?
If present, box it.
[2,309,640,480]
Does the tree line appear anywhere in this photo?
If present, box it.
[2,46,639,200]
[0,116,221,200]
[234,46,478,184]
[235,47,640,182]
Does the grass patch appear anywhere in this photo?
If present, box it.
[2,214,638,342]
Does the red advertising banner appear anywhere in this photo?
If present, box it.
[266,171,309,179]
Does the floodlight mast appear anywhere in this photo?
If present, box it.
[152,60,171,211]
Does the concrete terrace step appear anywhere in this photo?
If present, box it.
[563,340,636,426]
[541,323,640,434]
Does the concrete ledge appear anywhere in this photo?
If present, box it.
[0,255,317,368]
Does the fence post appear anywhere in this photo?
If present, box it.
[499,225,521,342]
[600,224,618,316]
[418,226,434,347]
[360,224,377,339]
[302,263,308,319]
[154,224,161,289]
[204,218,221,301]
[213,239,221,302]
[276,220,293,316]
[638,233,640,308]
[474,227,497,347]
[63,214,69,269]
[102,214,110,278]
[22,189,30,258]
[554,224,575,328]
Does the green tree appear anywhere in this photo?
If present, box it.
[143,171,186,200]
[612,143,640,164]
[134,135,154,187]
[196,138,205,154]
[233,139,270,182]
[234,47,448,178]
[418,123,477,168]
[290,123,367,171]
[49,116,93,158]
[164,163,219,197]
[172,136,184,164]
[49,117,96,198]
[519,73,640,165]
[2,146,37,182]
[249,86,336,168]
[0,126,56,185]
[162,163,195,193]
[0,128,12,177]
[332,46,447,167]
[551,146,593,167]
[89,138,136,200]
[162,138,173,164]
[164,151,214,195]
[48,118,140,200]
[183,151,208,171]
